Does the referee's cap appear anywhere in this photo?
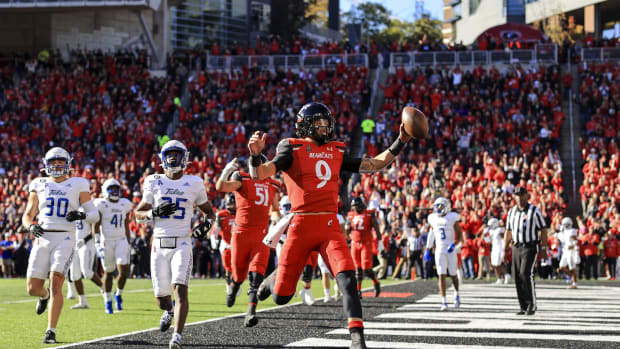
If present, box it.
[514,186,528,195]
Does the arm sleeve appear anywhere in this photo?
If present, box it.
[272,139,294,172]
[142,177,154,205]
[341,154,362,173]
[425,229,435,250]
[194,177,209,206]
[80,200,100,224]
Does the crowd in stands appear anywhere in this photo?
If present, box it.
[575,61,620,279]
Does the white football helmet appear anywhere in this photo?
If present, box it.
[159,140,189,174]
[279,195,291,215]
[488,218,499,229]
[561,217,572,231]
[102,178,121,201]
[433,197,451,216]
[43,147,72,178]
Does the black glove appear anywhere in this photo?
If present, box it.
[192,219,213,240]
[152,202,177,217]
[28,224,44,238]
[66,210,87,222]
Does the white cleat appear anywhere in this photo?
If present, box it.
[495,279,503,284]
[504,274,511,284]
[440,303,448,311]
[71,303,90,309]
[300,288,315,306]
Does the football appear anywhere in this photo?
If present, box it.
[401,106,428,139]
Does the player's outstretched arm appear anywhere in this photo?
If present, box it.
[247,131,277,180]
[359,124,413,173]
[22,192,39,228]
[215,158,242,192]
[134,200,153,222]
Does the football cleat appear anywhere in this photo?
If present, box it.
[257,278,272,301]
[105,301,114,314]
[300,288,315,306]
[36,289,50,315]
[160,310,173,332]
[440,302,448,311]
[114,293,123,311]
[226,291,237,308]
[504,274,511,284]
[42,330,56,344]
[169,336,181,349]
[350,328,368,349]
[71,303,90,309]
[244,314,258,327]
[374,282,381,297]
[454,295,461,309]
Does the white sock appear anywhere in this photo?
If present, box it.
[441,296,447,304]
[104,292,112,303]
[455,291,460,297]
[172,332,181,342]
[79,295,87,304]
[46,327,56,334]
[324,288,331,298]
[115,288,123,296]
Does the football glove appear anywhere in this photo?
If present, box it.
[95,243,105,259]
[447,243,455,253]
[152,202,177,217]
[424,250,431,261]
[28,224,44,238]
[66,210,87,222]
[192,219,213,240]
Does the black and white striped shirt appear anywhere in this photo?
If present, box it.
[506,204,546,244]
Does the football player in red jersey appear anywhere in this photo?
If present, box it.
[213,194,236,296]
[346,197,382,298]
[215,156,280,327]
[249,102,413,349]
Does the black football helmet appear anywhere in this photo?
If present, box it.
[295,102,335,144]
[225,194,236,215]
[351,197,366,213]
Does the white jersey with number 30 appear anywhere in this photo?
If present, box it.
[94,198,132,241]
[426,212,460,251]
[142,174,208,238]
[29,177,90,233]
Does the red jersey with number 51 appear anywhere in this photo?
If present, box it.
[280,138,346,213]
[347,209,375,243]
[231,171,280,229]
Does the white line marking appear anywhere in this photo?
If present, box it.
[362,320,620,333]
[382,311,620,320]
[328,328,620,343]
[402,302,620,311]
[285,338,553,349]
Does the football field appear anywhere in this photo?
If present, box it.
[0,277,401,349]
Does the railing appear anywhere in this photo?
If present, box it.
[580,47,620,62]
[0,0,150,7]
[204,53,368,70]
[389,44,557,67]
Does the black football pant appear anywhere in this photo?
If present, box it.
[512,243,539,311]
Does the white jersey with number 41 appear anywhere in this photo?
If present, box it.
[94,198,132,241]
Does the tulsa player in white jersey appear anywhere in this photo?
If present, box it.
[68,207,104,309]
[22,147,100,344]
[487,218,510,284]
[555,217,579,289]
[94,178,133,314]
[424,197,463,311]
[135,140,215,349]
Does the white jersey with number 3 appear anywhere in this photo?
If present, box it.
[142,174,208,238]
[75,219,91,240]
[94,198,132,241]
[29,177,90,233]
[426,212,460,251]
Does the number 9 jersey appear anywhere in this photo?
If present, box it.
[142,174,209,238]
[427,211,460,251]
[29,177,90,232]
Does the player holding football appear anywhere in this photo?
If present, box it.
[22,147,100,343]
[215,156,280,327]
[135,140,216,349]
[424,197,462,311]
[94,178,133,314]
[250,102,414,349]
[346,197,382,298]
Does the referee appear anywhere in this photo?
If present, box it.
[502,186,548,315]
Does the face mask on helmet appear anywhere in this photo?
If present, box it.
[107,185,121,201]
[225,196,236,215]
[433,199,450,216]
[351,198,366,213]
[295,103,335,145]
[160,141,188,174]
[44,147,72,178]
[279,195,291,215]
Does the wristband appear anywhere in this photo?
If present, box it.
[250,154,262,167]
[388,137,406,156]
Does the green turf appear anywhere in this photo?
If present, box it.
[0,277,402,349]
